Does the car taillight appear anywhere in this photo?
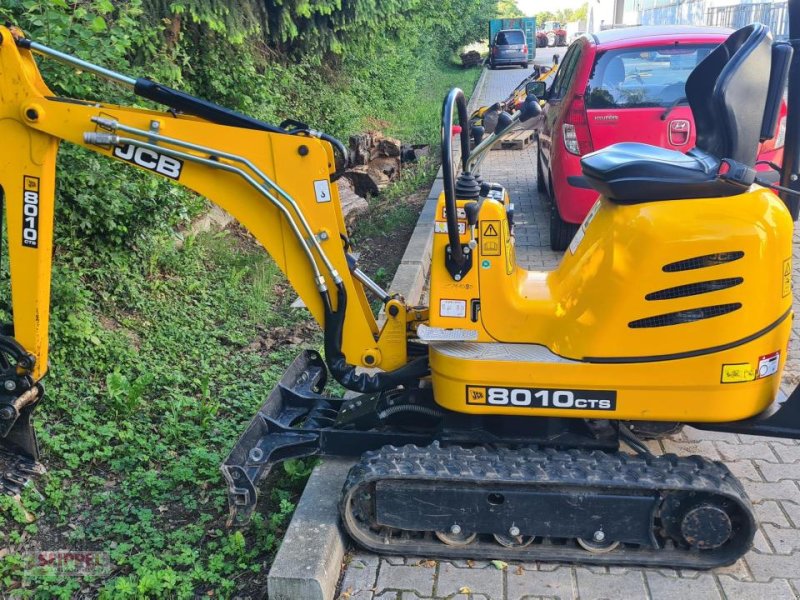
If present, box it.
[492,46,498,56]
[523,44,528,54]
[562,95,593,155]
[775,116,787,149]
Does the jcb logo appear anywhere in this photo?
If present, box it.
[466,385,616,411]
[113,145,183,180]
[22,176,40,248]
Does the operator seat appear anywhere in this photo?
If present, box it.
[581,24,775,203]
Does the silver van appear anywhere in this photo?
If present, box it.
[489,29,528,69]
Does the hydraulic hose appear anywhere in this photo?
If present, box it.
[323,283,429,393]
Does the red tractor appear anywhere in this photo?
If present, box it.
[536,21,567,47]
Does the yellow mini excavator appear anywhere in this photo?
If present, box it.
[3,7,800,569]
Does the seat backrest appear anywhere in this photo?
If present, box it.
[686,23,773,166]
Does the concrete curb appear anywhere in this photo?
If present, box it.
[266,458,354,600]
[266,67,487,600]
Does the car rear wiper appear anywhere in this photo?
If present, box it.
[660,96,688,120]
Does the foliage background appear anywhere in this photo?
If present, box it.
[0,0,494,596]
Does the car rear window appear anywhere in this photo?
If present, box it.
[585,43,718,109]
[496,30,525,46]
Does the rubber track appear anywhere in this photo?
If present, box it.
[340,443,756,568]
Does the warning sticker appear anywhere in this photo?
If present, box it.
[435,221,466,235]
[722,351,780,383]
[314,179,331,203]
[482,238,501,256]
[783,258,792,297]
[483,222,500,237]
[440,299,467,318]
[721,363,756,383]
[442,207,467,220]
[757,351,780,379]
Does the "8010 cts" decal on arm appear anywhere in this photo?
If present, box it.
[466,386,616,410]
[22,176,40,248]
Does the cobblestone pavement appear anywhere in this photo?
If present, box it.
[337,64,800,600]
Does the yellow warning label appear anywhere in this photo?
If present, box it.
[783,258,792,298]
[482,239,501,256]
[466,386,487,404]
[23,176,39,192]
[721,363,756,383]
[483,222,499,237]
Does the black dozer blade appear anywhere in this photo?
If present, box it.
[222,351,339,526]
[221,350,445,527]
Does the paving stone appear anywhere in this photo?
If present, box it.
[763,524,800,554]
[738,434,800,445]
[738,479,800,502]
[710,558,751,581]
[375,563,436,597]
[435,562,504,598]
[661,439,720,458]
[715,441,779,462]
[754,460,800,482]
[506,566,575,600]
[680,427,735,442]
[745,551,800,581]
[725,459,763,482]
[574,568,647,600]
[772,444,800,464]
[645,571,720,600]
[353,553,381,567]
[753,527,773,553]
[717,575,798,600]
[782,501,800,527]
[338,558,378,600]
[755,500,793,527]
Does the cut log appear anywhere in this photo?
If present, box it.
[343,165,391,198]
[400,144,417,163]
[371,156,400,180]
[375,135,402,158]
[348,132,373,166]
[460,50,482,68]
[336,177,368,222]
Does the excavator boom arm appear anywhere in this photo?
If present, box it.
[0,26,416,462]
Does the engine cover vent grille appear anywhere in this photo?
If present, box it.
[629,303,742,328]
[645,277,744,301]
[663,251,744,272]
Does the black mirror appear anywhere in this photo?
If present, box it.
[520,96,542,122]
[525,81,547,99]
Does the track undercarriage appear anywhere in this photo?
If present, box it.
[341,444,754,568]
[221,350,800,568]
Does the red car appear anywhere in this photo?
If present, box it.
[537,26,787,250]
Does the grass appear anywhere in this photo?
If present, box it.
[0,60,482,598]
[382,59,483,146]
